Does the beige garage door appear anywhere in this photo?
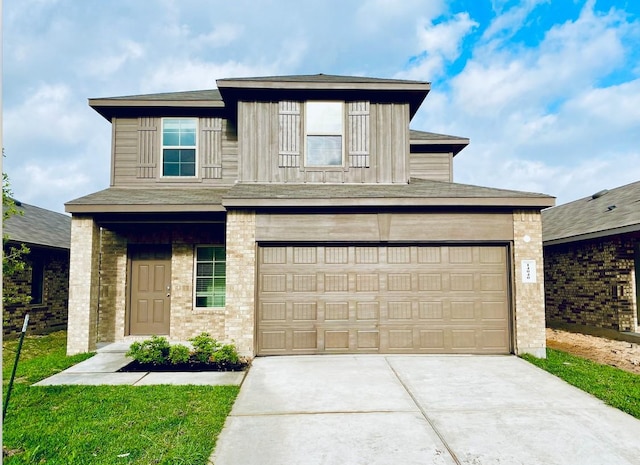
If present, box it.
[257,245,510,355]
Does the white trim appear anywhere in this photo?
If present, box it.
[304,101,345,168]
[160,117,199,178]
[193,244,226,309]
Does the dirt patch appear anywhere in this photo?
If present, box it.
[546,328,640,375]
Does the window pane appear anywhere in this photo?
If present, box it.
[163,162,179,176]
[195,246,226,308]
[164,149,180,163]
[197,247,214,261]
[307,136,342,165]
[180,127,196,146]
[307,102,342,133]
[180,161,196,177]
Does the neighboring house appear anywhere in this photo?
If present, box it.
[543,181,640,334]
[65,74,554,357]
[3,201,71,336]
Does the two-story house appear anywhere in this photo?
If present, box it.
[65,74,554,357]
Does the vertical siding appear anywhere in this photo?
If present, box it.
[137,117,158,179]
[278,101,301,168]
[409,152,453,182]
[200,117,223,179]
[348,101,370,169]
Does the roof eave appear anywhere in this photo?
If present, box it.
[89,99,226,120]
[543,223,640,246]
[222,197,555,209]
[65,203,227,214]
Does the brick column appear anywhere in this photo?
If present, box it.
[225,210,257,356]
[512,210,546,358]
[67,215,101,355]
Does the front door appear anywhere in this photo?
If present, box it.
[129,245,172,335]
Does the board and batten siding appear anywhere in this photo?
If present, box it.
[409,152,453,182]
[237,101,411,184]
[256,212,515,243]
[110,117,238,187]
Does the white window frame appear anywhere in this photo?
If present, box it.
[161,117,198,178]
[304,101,344,167]
[193,245,226,309]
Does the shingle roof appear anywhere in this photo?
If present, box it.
[222,178,554,208]
[65,187,231,213]
[542,180,640,245]
[92,89,222,102]
[65,180,554,213]
[217,74,429,85]
[3,201,71,250]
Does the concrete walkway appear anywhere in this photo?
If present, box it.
[34,342,245,386]
[210,355,640,465]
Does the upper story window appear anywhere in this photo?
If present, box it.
[305,102,343,166]
[162,118,197,176]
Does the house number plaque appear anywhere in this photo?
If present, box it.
[521,260,537,283]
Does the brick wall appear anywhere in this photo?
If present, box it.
[544,232,639,332]
[67,216,101,355]
[224,210,257,356]
[512,210,547,358]
[3,247,70,337]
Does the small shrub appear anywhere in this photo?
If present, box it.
[126,335,170,365]
[168,344,191,365]
[189,333,220,363]
[213,344,240,365]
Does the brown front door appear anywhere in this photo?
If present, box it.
[129,246,171,335]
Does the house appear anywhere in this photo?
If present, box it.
[3,201,71,336]
[543,181,640,335]
[65,74,554,357]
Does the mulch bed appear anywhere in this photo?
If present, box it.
[118,360,248,373]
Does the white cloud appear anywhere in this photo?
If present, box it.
[142,59,278,92]
[356,0,445,33]
[396,12,478,80]
[483,0,549,41]
[4,84,90,144]
[83,40,145,77]
[194,24,243,49]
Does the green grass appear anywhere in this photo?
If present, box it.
[522,348,640,419]
[3,332,239,464]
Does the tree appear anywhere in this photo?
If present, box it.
[3,171,31,306]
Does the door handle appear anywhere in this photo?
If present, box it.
[167,285,171,297]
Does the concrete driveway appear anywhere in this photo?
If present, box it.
[210,355,640,465]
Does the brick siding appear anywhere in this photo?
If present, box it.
[3,247,70,337]
[544,232,639,332]
[513,210,547,357]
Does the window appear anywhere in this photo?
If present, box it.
[305,101,343,166]
[162,118,197,176]
[195,246,226,307]
[31,259,44,305]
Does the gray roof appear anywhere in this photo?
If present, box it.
[3,201,71,250]
[409,130,467,142]
[222,178,554,208]
[66,180,554,214]
[217,74,429,85]
[91,89,222,102]
[542,180,640,245]
[65,187,231,213]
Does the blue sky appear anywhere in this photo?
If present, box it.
[3,0,640,213]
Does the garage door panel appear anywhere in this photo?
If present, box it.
[257,245,510,355]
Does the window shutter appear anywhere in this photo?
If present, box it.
[201,118,223,179]
[348,101,370,168]
[279,101,301,168]
[137,117,158,178]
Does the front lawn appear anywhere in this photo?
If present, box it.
[2,332,239,464]
[522,348,640,419]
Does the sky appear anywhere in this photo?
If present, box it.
[3,0,640,214]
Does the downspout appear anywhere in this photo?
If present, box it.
[96,226,103,340]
